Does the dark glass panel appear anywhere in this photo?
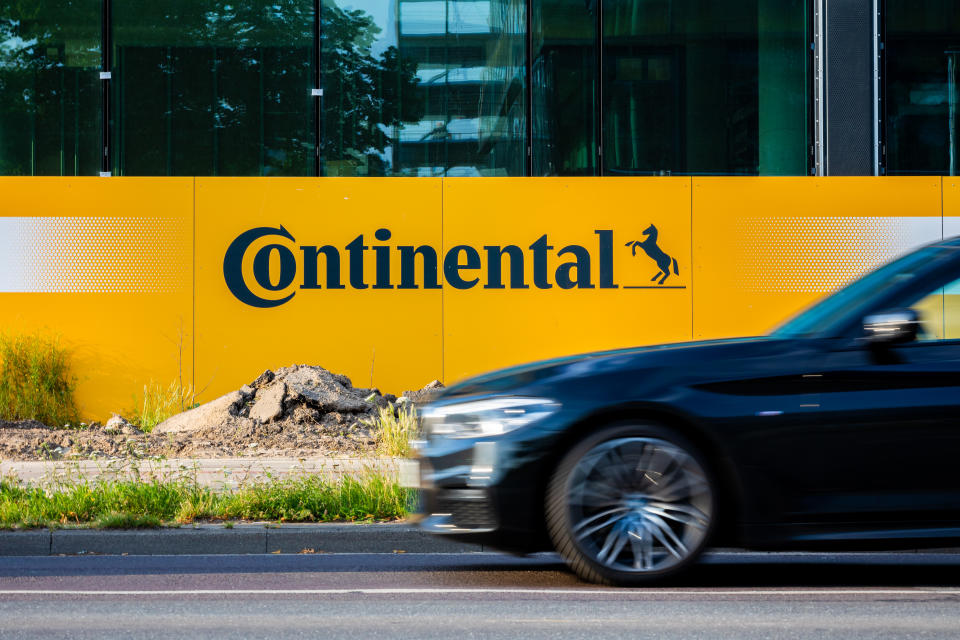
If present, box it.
[0,1,100,176]
[601,0,808,176]
[112,0,315,176]
[531,0,598,176]
[322,0,526,177]
[885,1,960,175]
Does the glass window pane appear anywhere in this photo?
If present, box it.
[0,1,100,176]
[112,1,316,176]
[323,0,526,177]
[532,0,598,176]
[907,277,960,341]
[885,1,960,176]
[602,0,809,176]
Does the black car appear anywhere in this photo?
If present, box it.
[407,235,960,586]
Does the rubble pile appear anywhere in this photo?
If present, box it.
[0,366,443,461]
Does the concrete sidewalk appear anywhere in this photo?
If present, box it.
[0,457,398,490]
[0,523,482,556]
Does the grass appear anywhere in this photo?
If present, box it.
[0,470,412,529]
[366,403,419,457]
[0,333,79,427]
[129,380,195,432]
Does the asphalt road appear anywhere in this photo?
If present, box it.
[1,551,960,639]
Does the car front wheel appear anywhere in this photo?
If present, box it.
[546,423,716,585]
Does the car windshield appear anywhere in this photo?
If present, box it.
[771,245,942,338]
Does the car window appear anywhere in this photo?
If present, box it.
[908,276,960,341]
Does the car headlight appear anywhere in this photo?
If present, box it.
[422,397,561,439]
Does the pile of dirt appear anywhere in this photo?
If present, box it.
[0,366,443,461]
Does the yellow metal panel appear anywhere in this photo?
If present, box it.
[443,178,692,384]
[946,295,960,341]
[941,177,960,239]
[0,177,194,421]
[194,178,443,400]
[3,176,954,418]
[939,180,960,339]
[692,177,944,340]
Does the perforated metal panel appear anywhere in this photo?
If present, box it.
[824,0,878,175]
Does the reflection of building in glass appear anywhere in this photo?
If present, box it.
[391,0,525,177]
[321,0,525,177]
[2,0,959,178]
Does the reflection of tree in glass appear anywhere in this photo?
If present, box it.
[126,0,314,47]
[0,1,100,175]
[116,0,318,175]
[0,1,79,73]
[0,0,423,175]
[321,4,423,173]
[120,0,422,174]
[0,0,100,93]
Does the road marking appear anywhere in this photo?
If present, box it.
[0,588,959,596]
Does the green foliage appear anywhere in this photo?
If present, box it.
[0,470,411,529]
[129,380,195,432]
[216,473,409,523]
[94,512,163,529]
[365,403,419,458]
[0,333,79,427]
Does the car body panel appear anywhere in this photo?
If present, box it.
[414,237,960,554]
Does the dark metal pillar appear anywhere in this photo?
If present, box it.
[100,0,112,176]
[819,0,880,175]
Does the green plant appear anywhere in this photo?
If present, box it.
[0,468,411,529]
[129,380,195,432]
[34,442,55,460]
[0,332,78,426]
[365,403,418,457]
[94,512,163,529]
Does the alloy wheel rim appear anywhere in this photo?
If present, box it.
[566,436,712,573]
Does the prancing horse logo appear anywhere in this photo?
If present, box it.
[625,224,680,285]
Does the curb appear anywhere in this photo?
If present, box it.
[0,523,483,557]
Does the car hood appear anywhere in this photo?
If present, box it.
[437,335,788,400]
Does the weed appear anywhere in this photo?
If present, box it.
[175,492,215,524]
[35,442,55,460]
[129,380,195,432]
[0,333,78,427]
[365,403,418,458]
[95,512,163,529]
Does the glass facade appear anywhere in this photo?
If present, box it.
[0,0,833,178]
[885,1,960,176]
[0,0,101,176]
[322,0,526,177]
[532,0,597,176]
[603,0,809,176]
[112,0,316,176]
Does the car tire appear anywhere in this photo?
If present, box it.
[546,422,716,586]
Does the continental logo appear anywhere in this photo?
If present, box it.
[223,225,682,308]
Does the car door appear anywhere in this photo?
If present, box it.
[684,339,828,522]
[816,274,960,526]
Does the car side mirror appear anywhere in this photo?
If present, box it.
[862,308,921,345]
